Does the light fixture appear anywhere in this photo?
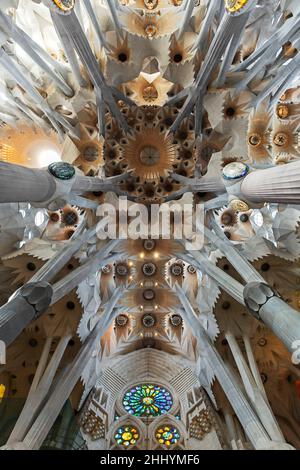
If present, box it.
[38,149,61,167]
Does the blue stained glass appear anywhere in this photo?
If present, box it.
[114,426,139,447]
[122,384,173,417]
[156,426,180,447]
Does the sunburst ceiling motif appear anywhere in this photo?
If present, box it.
[0,0,300,453]
[123,126,178,181]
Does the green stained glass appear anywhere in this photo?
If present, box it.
[123,384,173,417]
[156,425,180,447]
[114,425,139,447]
[48,162,75,180]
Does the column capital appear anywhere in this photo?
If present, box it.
[243,282,276,320]
[18,282,53,320]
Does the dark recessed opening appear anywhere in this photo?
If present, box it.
[221,213,233,226]
[50,212,60,223]
[68,339,75,347]
[182,150,192,160]
[261,373,268,383]
[164,117,173,127]
[28,374,35,385]
[63,211,78,226]
[66,230,75,239]
[173,53,183,63]
[126,182,136,192]
[164,182,173,192]
[27,262,36,271]
[29,338,38,348]
[145,187,155,197]
[240,214,249,223]
[66,301,75,310]
[225,107,235,117]
[222,301,231,310]
[261,263,270,272]
[178,131,188,140]
[118,52,128,62]
[224,231,231,239]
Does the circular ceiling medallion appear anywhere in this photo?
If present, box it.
[248,133,262,147]
[143,239,156,251]
[116,314,129,327]
[102,264,112,274]
[82,145,99,162]
[48,162,75,180]
[276,104,289,119]
[273,132,288,147]
[142,262,157,276]
[230,199,249,212]
[257,337,267,347]
[143,289,155,301]
[170,314,182,327]
[187,265,196,275]
[123,126,178,181]
[142,314,156,327]
[170,263,183,276]
[139,146,160,166]
[222,162,249,180]
[116,263,129,276]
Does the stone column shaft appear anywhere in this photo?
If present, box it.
[0,162,56,203]
[201,337,270,449]
[21,328,99,450]
[225,331,285,443]
[174,284,280,449]
[260,297,300,353]
[7,334,71,444]
[241,161,300,204]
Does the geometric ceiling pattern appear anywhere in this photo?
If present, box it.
[0,0,300,452]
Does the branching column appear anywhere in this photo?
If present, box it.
[174,284,293,450]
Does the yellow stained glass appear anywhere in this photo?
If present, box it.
[53,0,75,12]
[225,0,248,13]
[0,384,5,399]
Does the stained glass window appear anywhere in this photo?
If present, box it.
[114,425,139,447]
[123,384,173,417]
[156,426,180,447]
